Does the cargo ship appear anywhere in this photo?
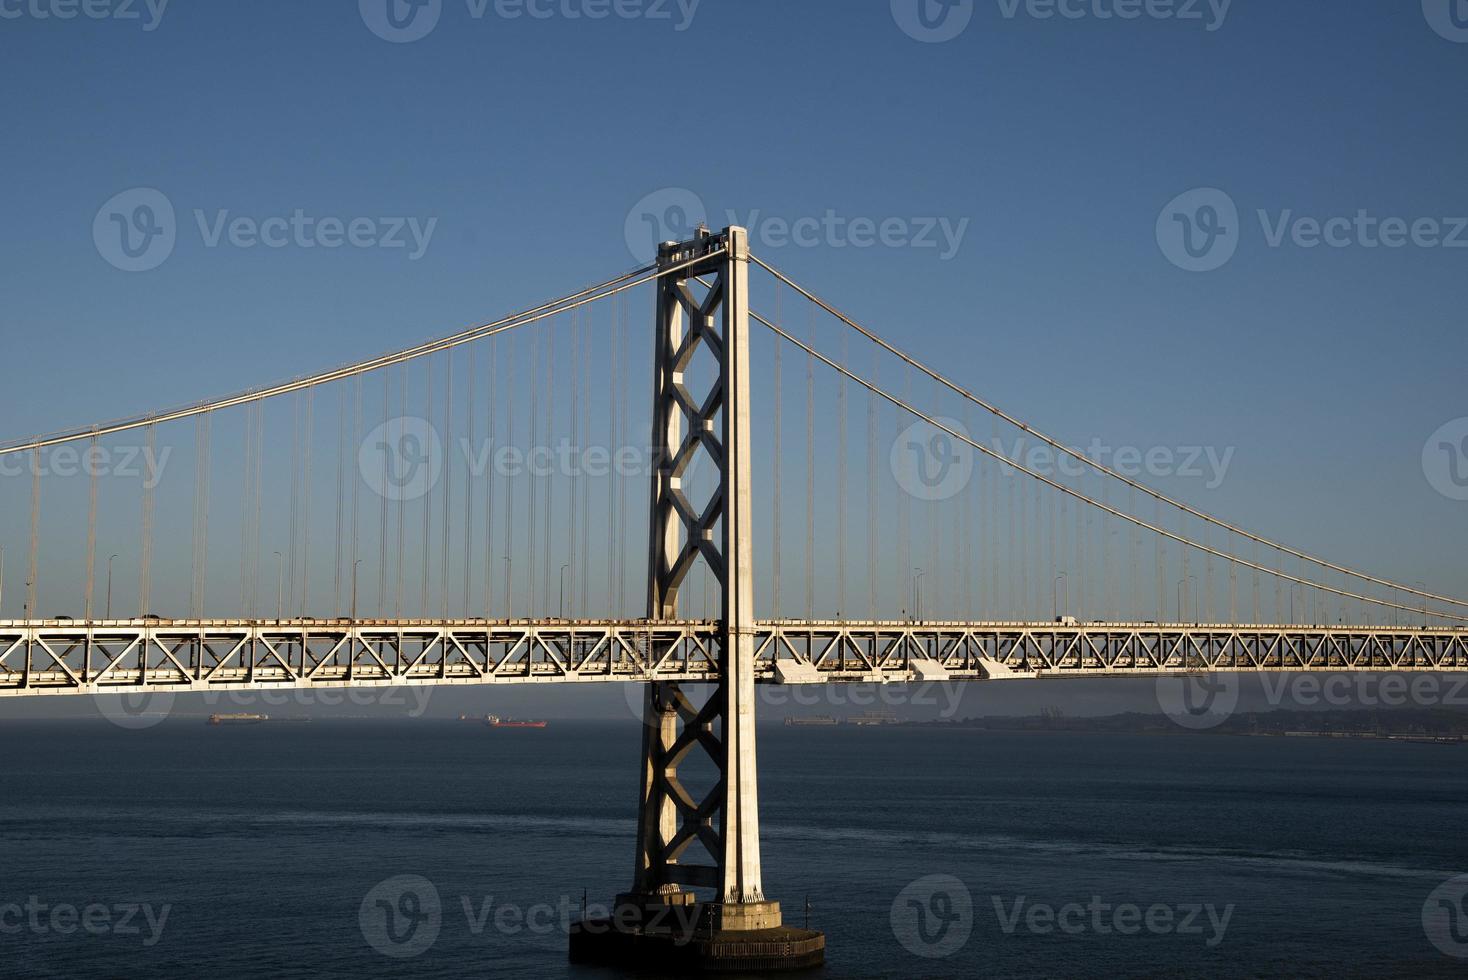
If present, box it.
[785,715,839,727]
[207,712,269,726]
[486,714,547,729]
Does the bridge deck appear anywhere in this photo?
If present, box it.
[2,619,1466,697]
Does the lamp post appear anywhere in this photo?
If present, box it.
[1416,580,1428,628]
[559,564,569,619]
[350,559,364,623]
[273,551,284,620]
[912,568,925,622]
[503,557,512,621]
[1052,572,1067,620]
[1289,583,1302,625]
[106,554,119,619]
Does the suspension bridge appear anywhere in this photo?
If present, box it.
[2,225,1464,970]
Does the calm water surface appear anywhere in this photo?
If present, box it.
[1,720,1465,978]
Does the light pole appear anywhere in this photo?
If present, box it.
[273,551,284,620]
[503,557,512,621]
[106,554,119,619]
[912,568,925,622]
[1289,583,1301,625]
[1416,580,1428,628]
[350,559,364,623]
[1052,572,1068,620]
[23,580,31,620]
[559,563,569,619]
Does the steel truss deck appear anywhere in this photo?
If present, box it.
[2,618,1466,697]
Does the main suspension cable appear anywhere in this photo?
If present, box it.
[749,308,1468,625]
[751,255,1468,612]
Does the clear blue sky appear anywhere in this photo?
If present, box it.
[1,2,1465,715]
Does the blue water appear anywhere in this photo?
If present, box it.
[1,720,1465,978]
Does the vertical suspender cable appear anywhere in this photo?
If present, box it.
[528,333,539,613]
[421,359,434,616]
[569,312,579,617]
[141,423,157,617]
[805,307,815,619]
[542,320,554,614]
[867,350,878,619]
[465,344,476,617]
[84,433,99,619]
[300,395,311,618]
[772,285,782,618]
[607,312,617,615]
[379,371,390,614]
[487,338,498,618]
[28,448,40,616]
[581,320,591,616]
[504,335,517,617]
[440,354,452,619]
[837,331,847,616]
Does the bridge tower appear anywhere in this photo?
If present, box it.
[571,226,825,970]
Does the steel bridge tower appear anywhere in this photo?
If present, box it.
[572,226,824,970]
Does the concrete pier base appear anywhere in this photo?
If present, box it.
[569,897,825,973]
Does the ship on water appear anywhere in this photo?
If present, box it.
[472,714,548,729]
[207,713,269,726]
